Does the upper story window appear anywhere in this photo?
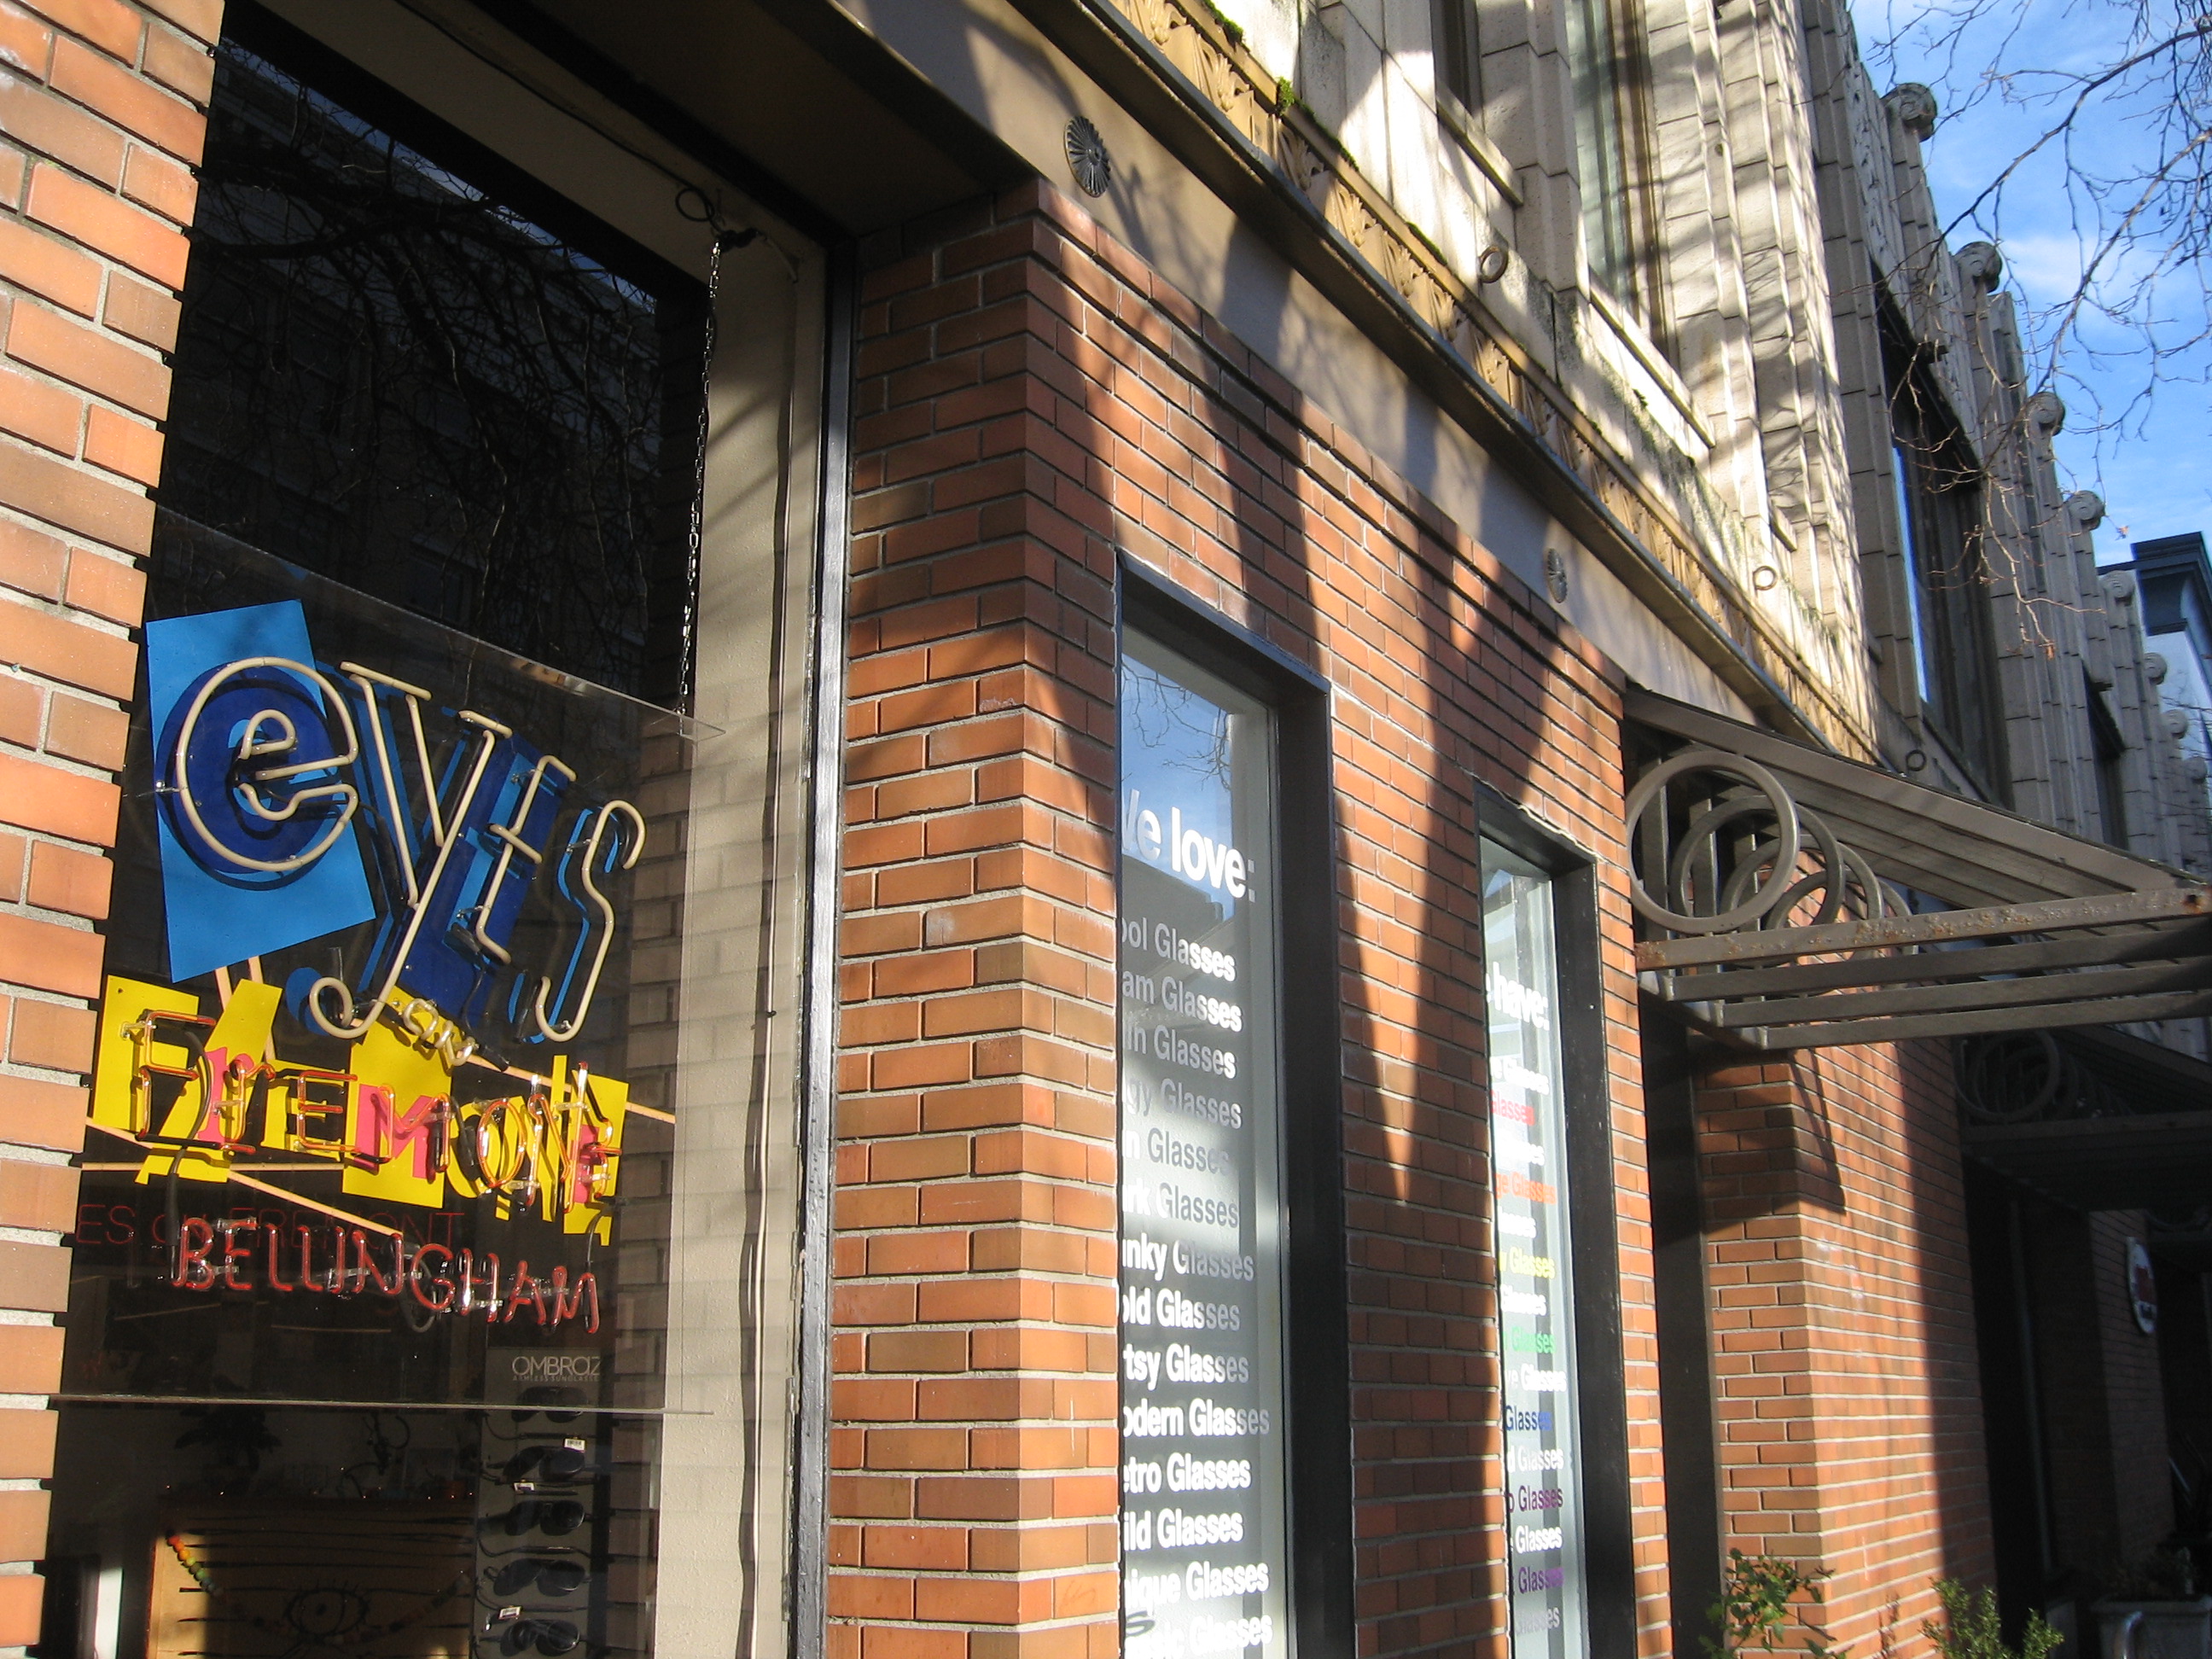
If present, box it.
[2088,673,2131,847]
[1561,0,1639,308]
[1434,0,1481,113]
[1886,335,2007,793]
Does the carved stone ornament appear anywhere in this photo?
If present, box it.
[2027,390,2067,434]
[2066,490,2106,529]
[1885,82,1939,138]
[1543,548,1569,603]
[1954,241,2003,292]
[1082,0,1873,753]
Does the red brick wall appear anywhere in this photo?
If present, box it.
[0,0,216,1643]
[1695,1039,1994,1655]
[830,180,1674,1659]
[832,192,1126,1659]
[0,9,2017,1653]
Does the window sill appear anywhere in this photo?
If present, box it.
[1435,96,1523,209]
[1584,280,1711,448]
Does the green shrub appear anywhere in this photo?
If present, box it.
[1922,1580,2061,1659]
[1705,1550,1849,1659]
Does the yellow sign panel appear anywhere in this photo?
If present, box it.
[342,1019,453,1208]
[89,975,628,1231]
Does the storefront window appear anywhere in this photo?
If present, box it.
[1117,629,1289,1659]
[44,9,824,1657]
[160,14,704,704]
[55,451,680,1659]
[75,531,685,1413]
[1483,844,1589,1659]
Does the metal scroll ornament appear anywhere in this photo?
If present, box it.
[1955,1030,2118,1124]
[1627,748,1891,936]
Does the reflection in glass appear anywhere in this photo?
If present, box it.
[50,530,688,1659]
[1561,0,1637,309]
[162,15,705,704]
[1483,845,1588,1659]
[51,1402,659,1659]
[1117,633,1290,1659]
[71,527,687,1416]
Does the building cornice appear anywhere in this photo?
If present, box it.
[1004,0,1877,754]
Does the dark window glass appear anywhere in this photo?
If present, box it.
[1888,347,2006,792]
[2090,674,2131,847]
[158,6,706,705]
[1435,0,1481,111]
[1562,0,1635,306]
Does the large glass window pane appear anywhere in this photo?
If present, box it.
[161,17,705,705]
[1887,344,2006,790]
[1435,0,1481,111]
[1117,630,1290,1659]
[1562,0,1635,306]
[1892,442,1938,708]
[1483,844,1588,1659]
[42,14,820,1659]
[54,527,685,1659]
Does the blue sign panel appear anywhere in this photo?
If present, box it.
[145,601,377,983]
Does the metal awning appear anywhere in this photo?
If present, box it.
[1962,1114,2212,1210]
[1627,687,2212,1049]
[1955,1025,2212,1210]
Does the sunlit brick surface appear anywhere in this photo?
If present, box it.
[831,182,1673,1659]
[0,3,212,1640]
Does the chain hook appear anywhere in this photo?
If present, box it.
[674,184,760,253]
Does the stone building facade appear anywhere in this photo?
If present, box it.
[0,1,2203,1659]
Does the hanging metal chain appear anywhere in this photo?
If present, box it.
[675,187,758,712]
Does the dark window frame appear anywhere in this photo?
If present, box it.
[2088,672,2131,848]
[1434,0,1482,116]
[1883,323,2008,796]
[1118,558,1355,1659]
[1474,788,1637,1659]
[1560,0,1661,331]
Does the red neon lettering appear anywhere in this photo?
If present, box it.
[105,1205,134,1246]
[503,1262,548,1326]
[465,1099,539,1196]
[549,1268,600,1335]
[352,1088,447,1178]
[457,1250,500,1317]
[349,1230,405,1295]
[409,1243,456,1311]
[296,1226,329,1294]
[75,1203,104,1245]
[217,1219,258,1289]
[171,1217,216,1289]
[566,1120,608,1215]
[266,1223,296,1293]
[197,1047,250,1145]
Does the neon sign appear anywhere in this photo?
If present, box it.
[90,597,655,1291]
[145,600,643,1051]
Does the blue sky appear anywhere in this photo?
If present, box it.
[1875,0,2212,559]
